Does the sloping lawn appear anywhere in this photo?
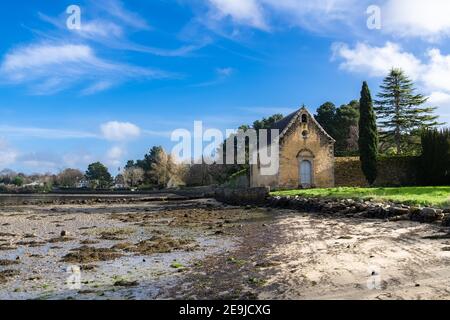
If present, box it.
[271,187,450,208]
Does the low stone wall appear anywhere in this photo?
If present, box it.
[214,187,270,206]
[335,156,417,187]
[267,196,450,226]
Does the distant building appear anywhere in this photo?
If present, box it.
[76,180,89,189]
[250,106,335,189]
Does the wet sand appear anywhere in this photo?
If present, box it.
[1,199,450,300]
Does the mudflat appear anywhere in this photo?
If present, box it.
[0,198,449,300]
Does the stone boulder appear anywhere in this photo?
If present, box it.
[442,214,450,227]
[411,207,443,223]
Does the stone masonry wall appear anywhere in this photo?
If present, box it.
[335,156,417,187]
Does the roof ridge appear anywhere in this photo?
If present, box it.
[277,106,335,142]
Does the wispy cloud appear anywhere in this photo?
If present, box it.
[191,67,235,87]
[37,0,205,58]
[207,0,269,31]
[0,43,171,95]
[0,0,204,94]
[16,151,62,170]
[199,0,364,36]
[0,125,99,139]
[199,0,450,41]
[0,138,18,167]
[0,122,169,140]
[93,0,151,30]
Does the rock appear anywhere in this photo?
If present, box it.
[389,214,410,222]
[354,211,369,218]
[442,214,450,227]
[409,207,422,221]
[390,207,409,216]
[421,208,440,223]
[373,207,389,219]
[114,280,138,287]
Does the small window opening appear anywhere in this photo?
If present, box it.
[301,114,308,123]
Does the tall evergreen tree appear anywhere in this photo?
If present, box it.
[375,68,440,154]
[315,101,360,155]
[359,82,378,185]
[315,102,337,139]
[335,100,360,154]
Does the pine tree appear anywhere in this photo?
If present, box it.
[375,68,440,154]
[359,82,378,185]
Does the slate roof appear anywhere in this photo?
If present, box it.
[270,106,335,143]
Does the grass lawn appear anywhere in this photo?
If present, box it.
[271,186,450,208]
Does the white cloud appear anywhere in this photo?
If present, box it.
[429,91,450,105]
[332,42,450,93]
[101,121,141,141]
[421,49,450,93]
[0,43,168,95]
[106,145,126,167]
[81,81,115,95]
[208,0,268,30]
[79,20,125,39]
[190,67,235,87]
[332,42,423,79]
[261,0,359,30]
[204,0,365,34]
[17,152,61,170]
[429,92,450,124]
[63,151,94,168]
[203,0,450,41]
[0,125,98,139]
[107,146,125,159]
[38,2,201,58]
[332,41,450,124]
[1,44,92,73]
[382,0,450,41]
[95,0,151,30]
[0,138,17,167]
[216,67,234,77]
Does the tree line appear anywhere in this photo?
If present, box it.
[316,68,446,186]
[1,68,447,190]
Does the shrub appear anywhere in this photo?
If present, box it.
[418,129,450,186]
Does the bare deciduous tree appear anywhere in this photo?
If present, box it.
[56,169,84,188]
[123,166,145,188]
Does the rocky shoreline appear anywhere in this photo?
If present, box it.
[267,196,450,226]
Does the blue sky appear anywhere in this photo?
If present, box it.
[1,0,450,174]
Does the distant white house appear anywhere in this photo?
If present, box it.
[76,180,89,188]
